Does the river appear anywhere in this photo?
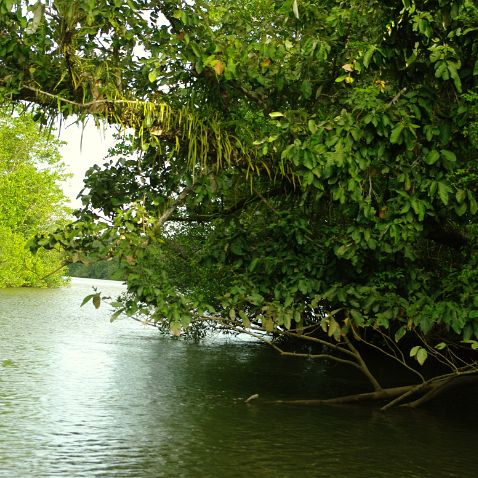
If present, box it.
[0,278,477,477]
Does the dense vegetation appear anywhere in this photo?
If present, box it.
[68,257,124,280]
[0,112,68,287]
[2,0,478,408]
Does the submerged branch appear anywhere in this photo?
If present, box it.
[269,386,413,406]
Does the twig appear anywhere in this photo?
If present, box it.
[387,87,407,107]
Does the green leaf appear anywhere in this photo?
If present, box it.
[390,124,404,144]
[110,308,124,322]
[456,189,466,203]
[301,79,312,99]
[468,193,478,215]
[81,294,95,307]
[455,202,467,216]
[440,149,456,162]
[416,347,428,365]
[269,112,285,118]
[328,318,339,337]
[447,62,462,92]
[292,0,299,19]
[334,75,348,83]
[238,310,249,327]
[170,322,181,337]
[148,70,158,83]
[435,342,447,350]
[410,345,420,357]
[262,316,274,332]
[424,150,440,165]
[308,119,317,134]
[92,294,101,309]
[362,45,376,68]
[438,182,450,205]
[394,326,407,342]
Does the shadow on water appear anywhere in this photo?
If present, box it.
[1,278,477,477]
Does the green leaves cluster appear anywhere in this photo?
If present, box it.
[0,110,69,287]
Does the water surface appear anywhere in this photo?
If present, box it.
[0,278,477,477]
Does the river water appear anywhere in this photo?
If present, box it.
[0,278,477,477]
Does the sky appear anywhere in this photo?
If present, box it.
[58,120,116,208]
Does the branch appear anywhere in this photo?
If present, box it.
[152,186,192,234]
[358,330,426,382]
[281,330,357,359]
[344,336,383,391]
[402,374,478,408]
[380,368,478,411]
[386,87,407,107]
[270,385,413,406]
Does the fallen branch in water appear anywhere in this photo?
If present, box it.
[245,369,478,410]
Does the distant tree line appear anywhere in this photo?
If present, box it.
[68,258,125,281]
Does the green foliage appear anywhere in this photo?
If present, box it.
[3,1,478,385]
[0,111,69,287]
[68,257,125,280]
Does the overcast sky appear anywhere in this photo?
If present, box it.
[58,120,116,208]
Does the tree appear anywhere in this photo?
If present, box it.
[3,0,478,407]
[0,111,69,287]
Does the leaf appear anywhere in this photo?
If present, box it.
[269,112,285,118]
[328,318,339,337]
[447,62,462,92]
[416,347,428,365]
[248,257,259,271]
[92,294,101,309]
[394,326,407,342]
[301,79,312,98]
[469,195,478,215]
[262,317,274,332]
[213,60,225,76]
[362,46,376,68]
[308,119,317,134]
[424,150,440,165]
[26,2,45,34]
[455,202,467,216]
[170,322,181,337]
[239,310,250,328]
[148,70,158,83]
[292,0,299,19]
[435,342,447,350]
[80,294,95,307]
[456,189,466,203]
[390,123,404,144]
[438,182,451,205]
[409,345,420,357]
[440,149,456,162]
[110,308,124,322]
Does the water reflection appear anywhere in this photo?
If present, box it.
[0,278,477,477]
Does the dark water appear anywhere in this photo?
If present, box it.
[0,278,477,477]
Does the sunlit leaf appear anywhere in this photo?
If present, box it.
[292,0,299,19]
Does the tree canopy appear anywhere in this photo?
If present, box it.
[3,0,478,407]
[0,111,69,286]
